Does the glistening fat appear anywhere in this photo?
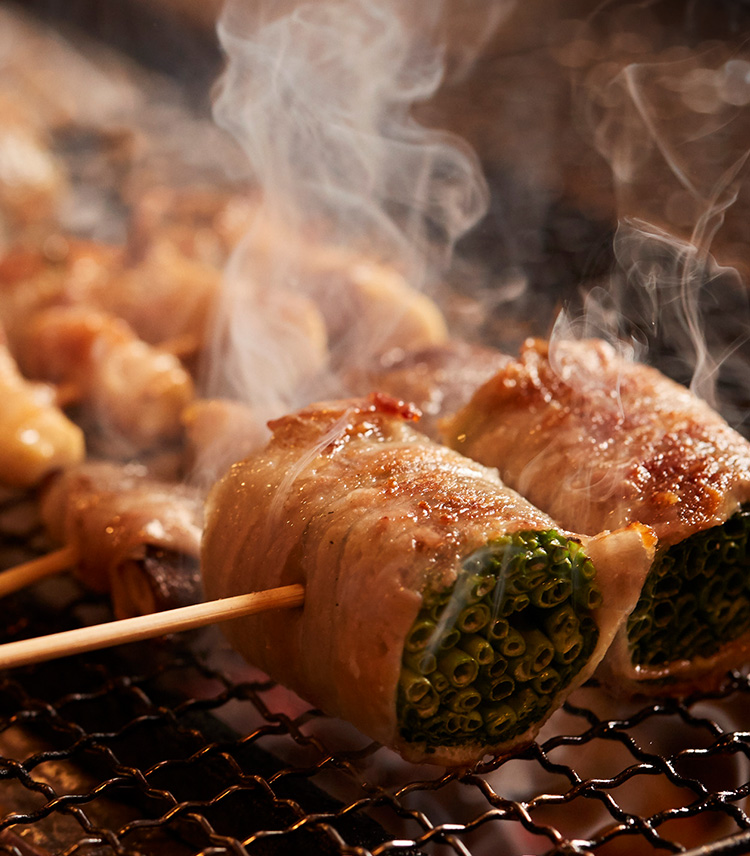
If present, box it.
[201,392,655,767]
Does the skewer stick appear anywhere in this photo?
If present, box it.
[158,332,201,359]
[54,381,83,409]
[0,545,80,598]
[0,584,305,669]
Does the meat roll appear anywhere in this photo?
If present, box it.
[0,323,84,487]
[346,340,510,440]
[202,393,654,767]
[40,461,204,619]
[443,337,750,694]
[21,306,195,454]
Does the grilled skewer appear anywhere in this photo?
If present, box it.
[21,306,195,455]
[201,392,655,766]
[38,460,204,618]
[443,337,750,695]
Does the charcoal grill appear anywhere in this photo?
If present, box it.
[1,492,750,856]
[2,2,750,854]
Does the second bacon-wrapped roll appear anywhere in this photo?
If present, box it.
[443,337,750,694]
[202,393,654,767]
[40,461,204,619]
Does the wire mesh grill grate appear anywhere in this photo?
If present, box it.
[2,3,750,851]
[0,484,749,856]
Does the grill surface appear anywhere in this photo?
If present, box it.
[2,3,750,854]
[0,489,750,856]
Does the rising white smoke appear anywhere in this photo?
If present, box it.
[201,0,508,419]
[554,31,750,422]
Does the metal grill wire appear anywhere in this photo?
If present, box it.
[0,495,749,856]
[1,3,750,854]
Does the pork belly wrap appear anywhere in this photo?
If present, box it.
[202,393,654,767]
[40,461,203,619]
[346,340,510,440]
[443,337,750,693]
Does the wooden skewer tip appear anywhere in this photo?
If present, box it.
[54,381,84,408]
[0,544,80,598]
[0,583,305,670]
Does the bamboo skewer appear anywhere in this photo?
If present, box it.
[158,332,202,359]
[0,584,305,669]
[54,380,84,409]
[0,545,80,598]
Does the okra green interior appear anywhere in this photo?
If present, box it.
[628,504,750,668]
[397,530,602,750]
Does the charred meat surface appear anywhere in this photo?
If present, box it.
[40,460,203,617]
[443,337,750,692]
[202,392,654,766]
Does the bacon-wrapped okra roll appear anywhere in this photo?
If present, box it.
[443,337,750,694]
[202,393,654,767]
[40,461,204,619]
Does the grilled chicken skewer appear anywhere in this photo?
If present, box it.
[443,337,750,695]
[21,306,195,455]
[0,320,84,487]
[202,393,655,766]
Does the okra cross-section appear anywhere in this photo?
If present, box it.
[628,504,750,668]
[397,530,602,749]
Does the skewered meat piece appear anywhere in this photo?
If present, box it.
[40,461,203,619]
[306,246,449,358]
[0,324,84,488]
[102,238,220,355]
[20,306,195,454]
[207,284,331,406]
[0,238,120,353]
[347,339,510,439]
[443,337,750,694]
[202,393,655,767]
[238,216,449,363]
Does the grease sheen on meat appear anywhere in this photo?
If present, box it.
[202,393,654,766]
[41,461,204,618]
[444,338,750,542]
[443,338,750,692]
